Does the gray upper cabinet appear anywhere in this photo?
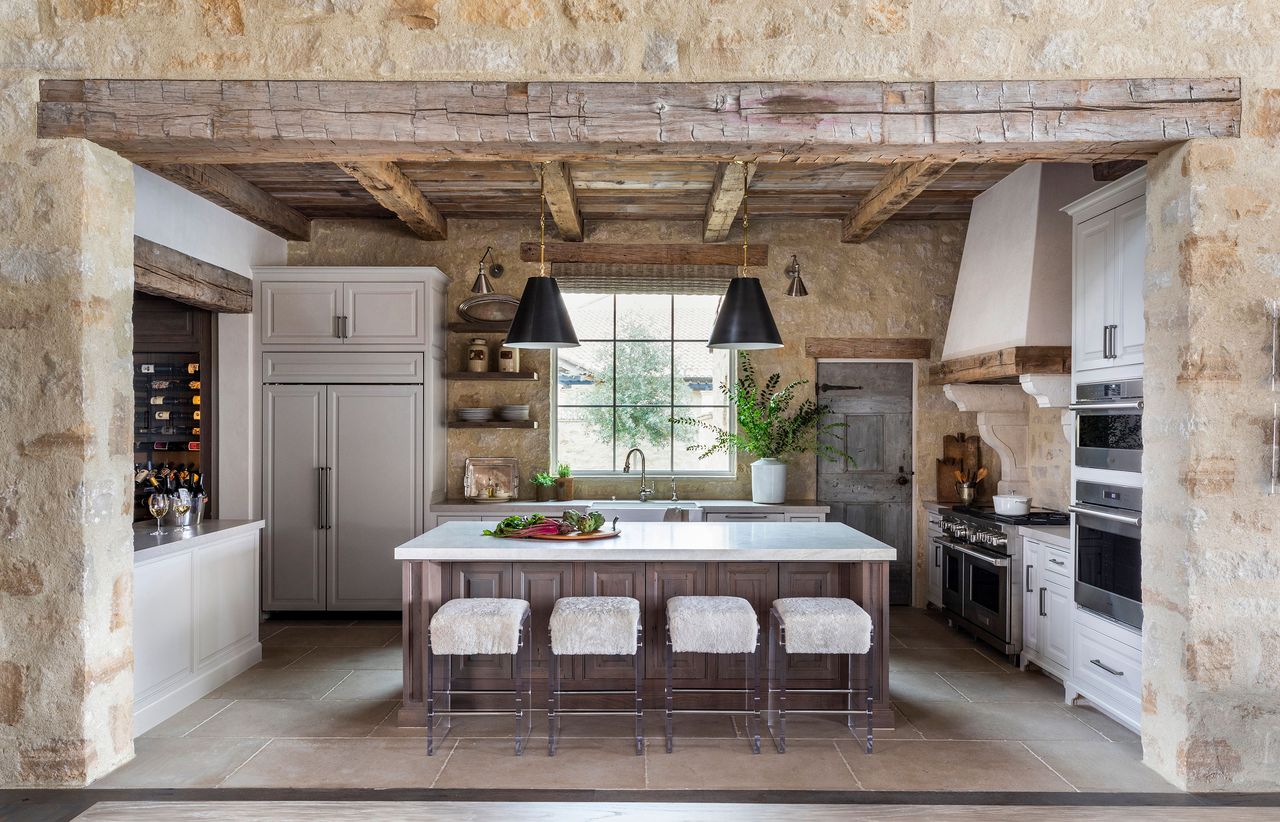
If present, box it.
[261,282,344,345]
[262,384,328,610]
[327,384,423,610]
[343,282,427,345]
[259,278,427,346]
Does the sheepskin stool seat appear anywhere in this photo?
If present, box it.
[426,598,532,757]
[663,596,762,754]
[547,597,644,757]
[768,597,876,756]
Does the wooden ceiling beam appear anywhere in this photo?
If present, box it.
[519,242,767,267]
[145,164,311,241]
[534,162,583,241]
[841,160,956,243]
[702,161,756,243]
[133,236,252,313]
[38,79,1241,165]
[337,161,447,240]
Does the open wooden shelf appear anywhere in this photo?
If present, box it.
[449,420,538,430]
[444,371,538,381]
[448,321,511,333]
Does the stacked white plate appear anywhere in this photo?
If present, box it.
[456,407,494,422]
[499,404,530,421]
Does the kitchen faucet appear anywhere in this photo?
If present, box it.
[622,448,654,502]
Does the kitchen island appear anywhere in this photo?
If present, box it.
[395,520,896,728]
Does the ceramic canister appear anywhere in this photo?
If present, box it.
[466,338,490,372]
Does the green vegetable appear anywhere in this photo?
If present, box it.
[483,514,560,538]
[531,471,557,488]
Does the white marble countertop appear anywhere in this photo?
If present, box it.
[1019,523,1072,547]
[134,519,264,562]
[395,520,894,562]
[429,499,830,514]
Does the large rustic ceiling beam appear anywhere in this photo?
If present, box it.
[337,161,447,240]
[37,79,1241,165]
[534,162,583,241]
[842,160,956,243]
[145,164,311,241]
[702,161,757,243]
[519,242,768,267]
[134,236,253,313]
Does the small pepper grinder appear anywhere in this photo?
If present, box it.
[466,338,490,373]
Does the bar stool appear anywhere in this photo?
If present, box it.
[426,597,533,756]
[766,597,875,754]
[547,596,644,756]
[664,595,762,754]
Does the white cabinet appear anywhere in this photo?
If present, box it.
[1066,607,1143,733]
[926,510,944,609]
[258,273,430,347]
[263,383,424,611]
[1020,536,1072,679]
[1067,170,1146,374]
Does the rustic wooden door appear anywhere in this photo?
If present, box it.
[815,362,914,605]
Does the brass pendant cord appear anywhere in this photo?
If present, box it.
[739,160,748,277]
[539,163,547,278]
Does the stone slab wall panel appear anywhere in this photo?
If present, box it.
[0,0,1277,791]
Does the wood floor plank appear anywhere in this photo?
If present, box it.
[72,802,1273,822]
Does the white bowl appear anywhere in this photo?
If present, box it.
[992,494,1031,516]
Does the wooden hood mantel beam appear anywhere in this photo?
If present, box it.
[37,79,1241,165]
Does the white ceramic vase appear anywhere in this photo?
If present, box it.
[751,458,787,504]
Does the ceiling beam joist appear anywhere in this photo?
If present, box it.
[842,160,956,243]
[519,242,768,267]
[134,236,253,313]
[37,79,1241,165]
[337,161,447,241]
[703,162,756,243]
[145,164,311,242]
[535,162,583,241]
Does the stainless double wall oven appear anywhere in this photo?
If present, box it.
[1070,378,1143,472]
[1069,481,1143,629]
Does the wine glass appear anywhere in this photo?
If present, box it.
[147,493,170,536]
[171,495,192,531]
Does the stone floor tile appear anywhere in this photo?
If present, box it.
[899,701,1106,742]
[1063,703,1141,743]
[434,737,646,789]
[220,738,447,788]
[939,672,1065,702]
[92,738,265,788]
[889,647,1008,673]
[208,668,353,700]
[646,738,858,790]
[285,645,403,670]
[139,699,235,739]
[839,739,1073,791]
[187,699,397,739]
[889,669,970,702]
[254,645,316,669]
[771,707,923,741]
[262,625,400,648]
[1024,740,1177,792]
[323,669,404,701]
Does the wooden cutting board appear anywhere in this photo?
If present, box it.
[936,433,981,503]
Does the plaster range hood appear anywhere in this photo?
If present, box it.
[935,163,1101,494]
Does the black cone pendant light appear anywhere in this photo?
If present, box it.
[505,164,580,350]
[708,161,783,350]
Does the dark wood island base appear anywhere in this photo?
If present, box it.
[400,559,893,729]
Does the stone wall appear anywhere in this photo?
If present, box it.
[290,216,990,607]
[2,0,1277,792]
[1026,400,1071,512]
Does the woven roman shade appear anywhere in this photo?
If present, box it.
[552,263,737,295]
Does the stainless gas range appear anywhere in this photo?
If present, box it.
[933,506,1069,658]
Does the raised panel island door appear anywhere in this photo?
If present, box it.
[327,384,423,610]
[263,385,327,610]
[260,282,342,345]
[450,563,514,681]
[516,562,574,679]
[647,563,708,681]
[344,282,427,345]
[714,563,777,679]
[816,362,914,605]
[578,563,646,681]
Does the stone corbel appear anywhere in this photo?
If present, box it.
[1019,374,1074,444]
[942,383,1031,496]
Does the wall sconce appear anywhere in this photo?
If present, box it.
[784,255,808,297]
[471,246,504,294]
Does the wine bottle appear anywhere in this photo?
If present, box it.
[139,363,178,375]
[187,363,199,375]
[188,380,201,390]
[191,394,201,406]
[153,410,197,422]
[149,396,169,406]
[150,379,178,390]
[185,442,200,451]
[191,473,205,498]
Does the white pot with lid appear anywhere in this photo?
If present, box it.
[992,494,1031,516]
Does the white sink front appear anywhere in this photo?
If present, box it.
[588,501,704,522]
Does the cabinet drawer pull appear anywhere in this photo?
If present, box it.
[722,513,768,520]
[1090,658,1124,677]
[1039,586,1046,617]
[1025,564,1033,593]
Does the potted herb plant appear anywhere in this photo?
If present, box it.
[672,353,851,504]
[554,463,575,502]
[531,471,557,502]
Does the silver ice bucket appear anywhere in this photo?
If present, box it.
[163,494,206,527]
